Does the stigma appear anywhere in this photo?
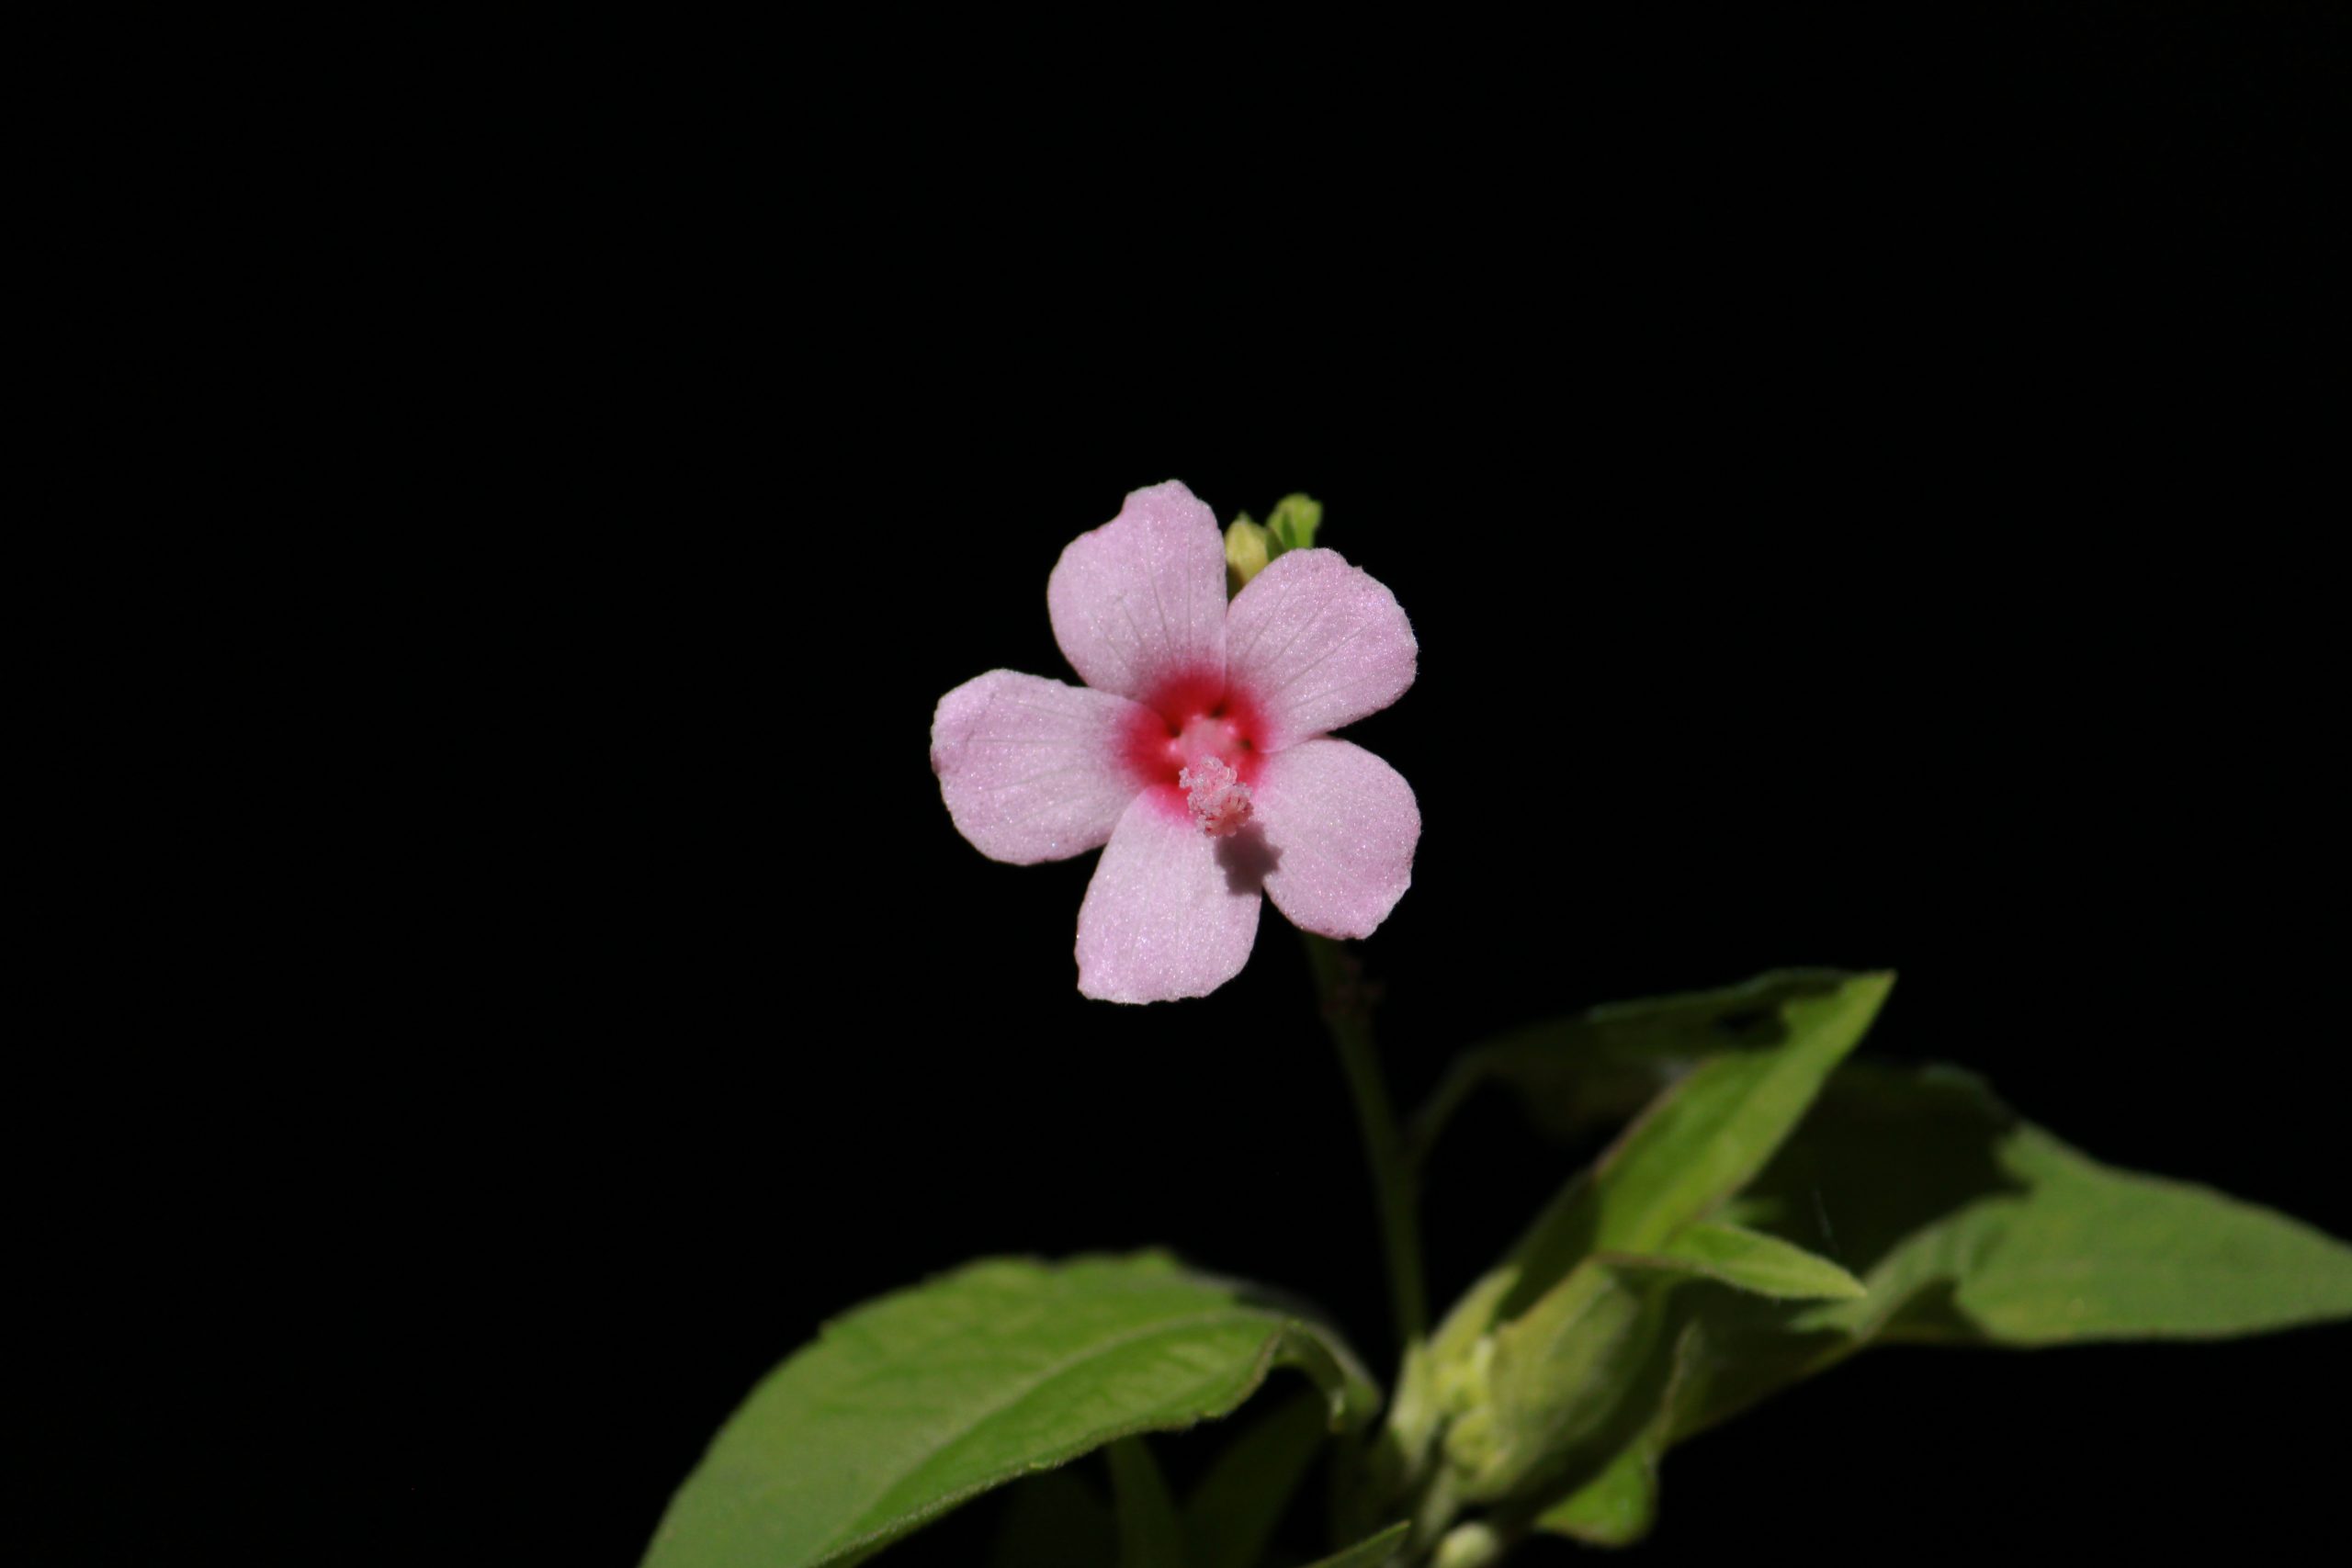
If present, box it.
[1179,756,1255,837]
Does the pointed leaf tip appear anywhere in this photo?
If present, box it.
[1632,1221,1868,1302]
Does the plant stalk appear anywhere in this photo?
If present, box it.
[1305,933,1429,1350]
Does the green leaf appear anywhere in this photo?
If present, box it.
[1447,1266,1677,1504]
[1110,1438,1186,1568]
[1777,1068,2352,1348]
[1302,1521,1409,1568]
[1534,1438,1657,1547]
[1663,1064,2352,1450]
[1183,1391,1329,1568]
[1531,1062,2352,1541]
[642,1253,1377,1568]
[1427,973,1892,1503]
[1264,493,1323,554]
[1412,969,1859,1163]
[1432,972,1892,1363]
[1628,1220,1865,1302]
[1529,1296,1712,1549]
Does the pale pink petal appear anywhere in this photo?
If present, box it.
[1076,792,1264,1003]
[1046,480,1227,703]
[1255,739,1419,940]
[1223,547,1418,750]
[932,671,1149,864]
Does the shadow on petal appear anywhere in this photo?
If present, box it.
[1216,823,1281,893]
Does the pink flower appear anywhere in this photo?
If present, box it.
[931,480,1420,1003]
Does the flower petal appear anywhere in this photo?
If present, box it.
[1047,480,1227,702]
[1223,547,1418,750]
[1076,792,1263,1003]
[1256,739,1419,940]
[932,671,1148,864]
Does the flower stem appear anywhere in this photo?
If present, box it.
[1304,932,1428,1349]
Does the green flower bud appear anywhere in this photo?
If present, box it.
[1434,1523,1505,1568]
[1265,492,1322,554]
[1225,516,1272,591]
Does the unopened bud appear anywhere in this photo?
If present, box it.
[1434,1523,1504,1568]
[1225,516,1272,591]
[1265,492,1322,553]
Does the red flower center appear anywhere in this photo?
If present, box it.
[1122,669,1265,808]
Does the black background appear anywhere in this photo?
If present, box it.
[38,9,2347,1565]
